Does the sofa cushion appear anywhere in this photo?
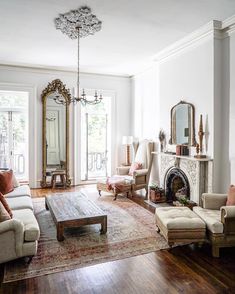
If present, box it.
[155,207,206,230]
[0,201,11,222]
[0,170,14,195]
[0,193,13,218]
[6,196,33,211]
[12,209,40,242]
[193,206,223,234]
[4,185,31,199]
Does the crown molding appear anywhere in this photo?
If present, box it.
[153,20,222,62]
[222,14,235,29]
[0,63,131,79]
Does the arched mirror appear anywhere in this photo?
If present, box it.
[41,79,71,188]
[169,101,196,146]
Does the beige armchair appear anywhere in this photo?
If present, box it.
[116,140,154,197]
[193,193,235,257]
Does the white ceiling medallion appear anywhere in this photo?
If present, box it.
[55,6,102,39]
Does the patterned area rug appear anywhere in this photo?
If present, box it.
[4,189,169,283]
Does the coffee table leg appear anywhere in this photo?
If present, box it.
[45,199,49,210]
[100,216,107,234]
[57,223,65,241]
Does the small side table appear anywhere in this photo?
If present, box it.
[51,170,66,189]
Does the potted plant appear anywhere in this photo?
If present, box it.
[173,196,197,210]
[149,184,165,203]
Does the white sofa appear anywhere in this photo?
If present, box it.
[0,185,40,263]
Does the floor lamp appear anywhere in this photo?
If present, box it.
[122,136,133,166]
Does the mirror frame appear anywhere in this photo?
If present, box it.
[169,100,196,146]
[40,79,71,188]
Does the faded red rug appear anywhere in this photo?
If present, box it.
[3,189,169,283]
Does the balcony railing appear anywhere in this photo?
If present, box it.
[0,153,25,176]
[87,152,107,178]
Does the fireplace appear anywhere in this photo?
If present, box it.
[165,168,190,202]
[155,153,213,204]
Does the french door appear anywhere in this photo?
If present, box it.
[81,97,111,180]
[0,91,28,180]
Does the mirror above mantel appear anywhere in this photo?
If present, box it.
[169,101,196,147]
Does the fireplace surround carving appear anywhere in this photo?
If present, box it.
[153,152,213,204]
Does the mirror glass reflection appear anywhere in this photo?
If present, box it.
[170,101,196,146]
[46,93,66,172]
[173,104,191,144]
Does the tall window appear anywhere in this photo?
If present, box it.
[0,91,29,180]
[81,96,112,180]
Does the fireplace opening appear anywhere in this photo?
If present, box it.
[165,168,190,202]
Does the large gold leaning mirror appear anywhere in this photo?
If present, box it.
[169,100,196,146]
[41,79,71,188]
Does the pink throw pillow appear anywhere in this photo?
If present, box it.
[0,201,11,222]
[0,192,13,218]
[226,185,235,206]
[129,162,142,176]
[0,170,14,195]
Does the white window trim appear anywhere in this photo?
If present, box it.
[0,83,37,188]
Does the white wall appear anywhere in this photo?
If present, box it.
[131,34,215,186]
[131,20,235,192]
[158,37,214,156]
[0,65,131,187]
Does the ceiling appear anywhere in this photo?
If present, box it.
[0,0,235,76]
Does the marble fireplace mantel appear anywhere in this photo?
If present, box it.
[152,152,213,204]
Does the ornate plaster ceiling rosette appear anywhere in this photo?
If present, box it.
[55,6,102,39]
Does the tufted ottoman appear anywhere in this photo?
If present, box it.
[155,207,206,246]
[97,178,132,200]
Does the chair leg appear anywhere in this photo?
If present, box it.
[212,245,220,258]
[52,175,56,189]
[25,256,34,264]
[145,187,148,199]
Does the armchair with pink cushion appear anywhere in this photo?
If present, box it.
[116,140,154,197]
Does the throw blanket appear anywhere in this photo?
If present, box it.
[106,176,132,193]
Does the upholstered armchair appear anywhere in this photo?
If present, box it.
[116,140,154,197]
[193,193,235,257]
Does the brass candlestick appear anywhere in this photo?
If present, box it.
[194,114,207,159]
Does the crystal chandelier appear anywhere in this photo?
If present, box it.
[54,6,102,105]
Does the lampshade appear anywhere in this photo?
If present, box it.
[122,136,133,145]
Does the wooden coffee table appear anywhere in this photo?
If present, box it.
[45,192,107,241]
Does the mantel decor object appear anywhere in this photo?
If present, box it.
[54,6,102,106]
[158,129,166,152]
[194,114,207,159]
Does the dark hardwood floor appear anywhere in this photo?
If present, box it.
[1,186,235,294]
